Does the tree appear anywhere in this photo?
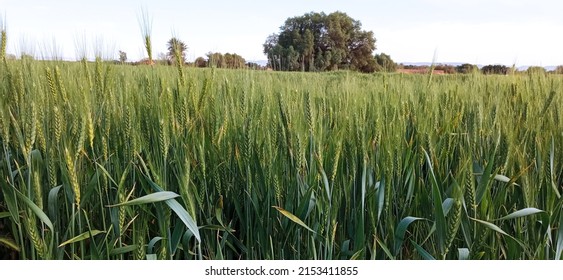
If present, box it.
[118,50,127,64]
[204,52,247,69]
[224,53,246,69]
[456,63,478,74]
[481,64,508,75]
[263,11,377,73]
[206,52,225,68]
[167,37,187,65]
[263,33,281,70]
[374,53,396,72]
[526,66,546,75]
[555,66,563,74]
[434,64,456,74]
[194,56,207,68]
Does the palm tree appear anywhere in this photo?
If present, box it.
[167,37,187,65]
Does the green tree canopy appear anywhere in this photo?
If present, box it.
[374,53,396,72]
[526,66,546,75]
[194,56,207,68]
[263,11,377,73]
[481,64,509,75]
[118,50,127,64]
[455,63,478,74]
[205,52,246,69]
[224,53,246,69]
[206,52,225,68]
[167,37,187,65]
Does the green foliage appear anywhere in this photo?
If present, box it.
[118,50,127,64]
[223,53,246,69]
[526,66,546,75]
[263,11,377,73]
[0,59,563,260]
[374,53,397,72]
[456,63,479,74]
[434,64,457,74]
[166,37,187,65]
[481,64,509,75]
[194,56,207,68]
[205,52,246,69]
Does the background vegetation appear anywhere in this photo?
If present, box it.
[263,11,380,72]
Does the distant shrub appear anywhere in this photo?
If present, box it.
[194,57,207,68]
[481,64,508,75]
[374,53,397,72]
[526,66,546,75]
[434,64,456,74]
[455,63,478,74]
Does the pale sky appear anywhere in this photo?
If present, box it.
[1,0,562,66]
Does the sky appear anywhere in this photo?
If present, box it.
[1,0,562,66]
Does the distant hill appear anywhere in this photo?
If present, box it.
[516,65,557,71]
[400,62,558,71]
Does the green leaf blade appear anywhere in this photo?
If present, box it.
[107,191,179,207]
[394,216,426,256]
[273,206,316,233]
[59,230,105,248]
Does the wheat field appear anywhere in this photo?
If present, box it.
[0,57,562,260]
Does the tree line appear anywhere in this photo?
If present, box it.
[398,64,561,75]
[116,37,263,69]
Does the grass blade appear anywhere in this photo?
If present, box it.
[394,216,426,256]
[376,179,385,222]
[59,230,105,247]
[110,245,138,256]
[107,191,179,207]
[375,235,395,260]
[495,207,549,234]
[0,237,20,252]
[493,174,519,186]
[458,248,470,260]
[47,185,62,221]
[555,208,563,260]
[272,206,316,233]
[423,148,446,255]
[147,236,162,255]
[550,137,561,198]
[470,217,510,236]
[494,208,546,221]
[166,199,201,243]
[142,174,201,243]
[470,217,527,249]
[476,152,495,204]
[13,186,53,231]
[411,240,436,260]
